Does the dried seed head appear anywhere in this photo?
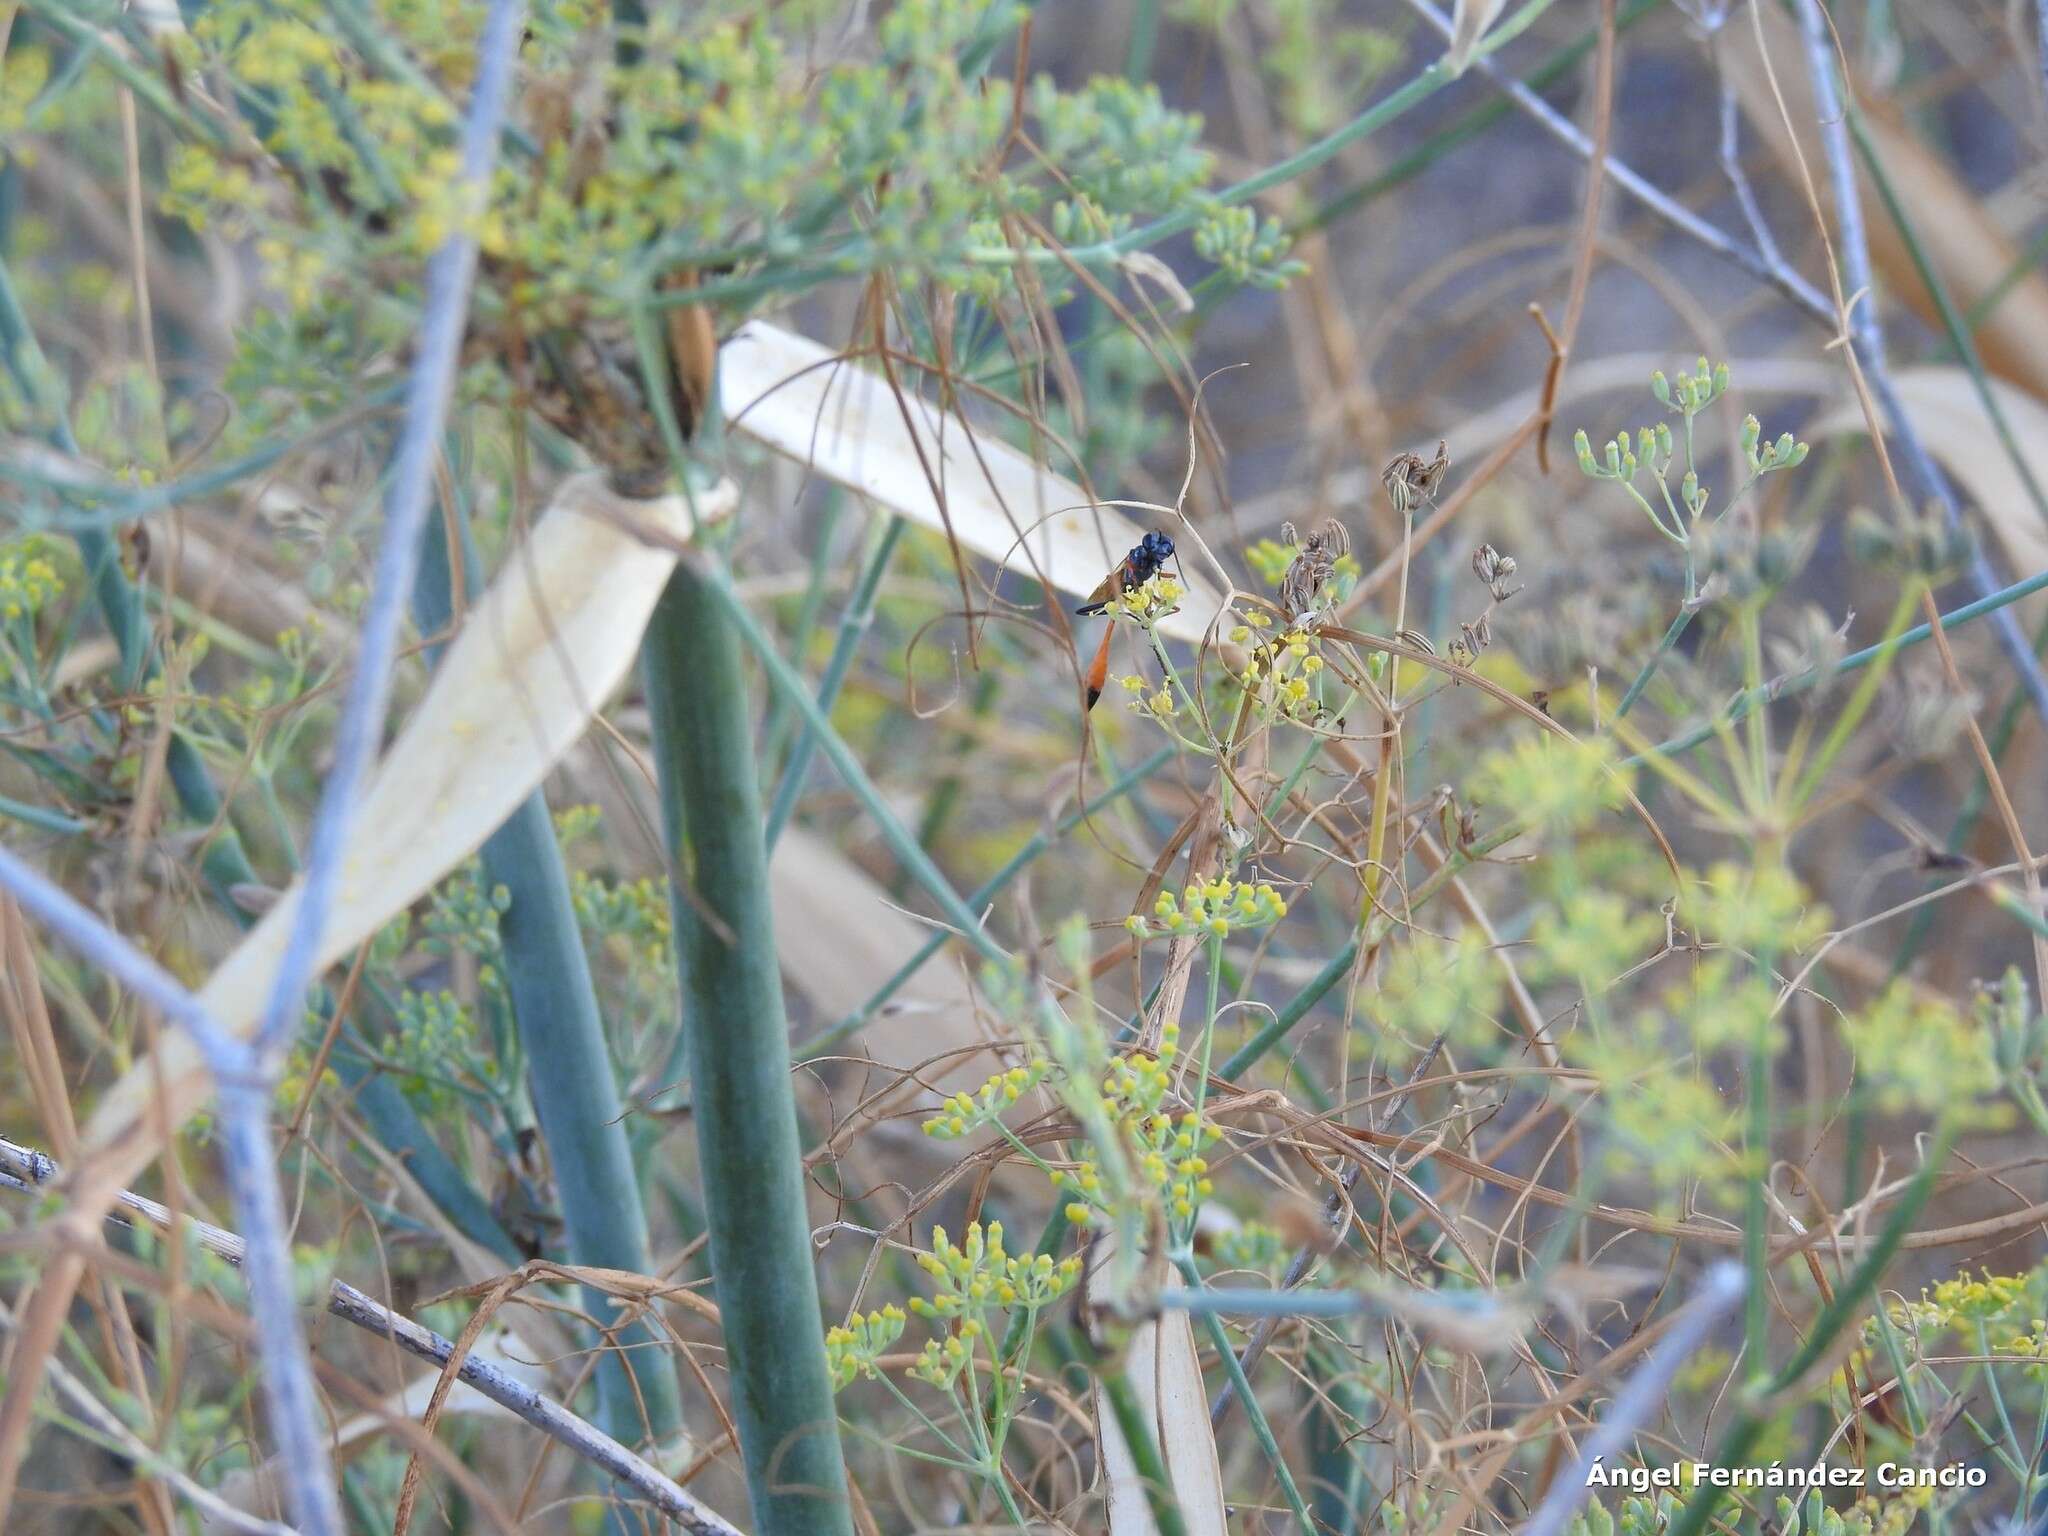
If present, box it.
[1382,440,1450,517]
[1766,604,1855,709]
[1888,662,1979,762]
[1847,505,1975,577]
[1279,517,1350,619]
[1471,543,1520,602]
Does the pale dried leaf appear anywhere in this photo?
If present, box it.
[82,473,731,1178]
[771,825,991,1092]
[1446,0,1508,75]
[721,322,1231,647]
[1090,1245,1228,1536]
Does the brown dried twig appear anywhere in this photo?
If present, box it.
[0,1137,747,1536]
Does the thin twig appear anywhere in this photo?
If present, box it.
[0,846,226,1052]
[216,12,523,1521]
[209,1082,343,1535]
[1716,63,1789,281]
[1209,1035,1446,1427]
[1394,0,1832,323]
[0,1137,749,1536]
[0,9,530,1529]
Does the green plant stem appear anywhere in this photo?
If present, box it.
[1786,582,1920,809]
[763,515,909,851]
[1631,564,2048,766]
[10,384,409,534]
[1126,0,1160,78]
[758,491,847,783]
[1220,807,1537,1080]
[1990,885,2048,941]
[0,254,263,903]
[1090,1353,1191,1536]
[329,1053,521,1262]
[1743,1009,1772,1381]
[995,1207,1073,1374]
[415,495,682,1449]
[901,666,1002,897]
[1867,1303,1928,1437]
[9,0,522,1324]
[1612,604,1694,721]
[642,558,854,1536]
[1218,936,1358,1080]
[1894,605,2048,969]
[1305,1340,1377,1531]
[0,794,86,835]
[1171,1254,1314,1536]
[704,566,1001,963]
[1958,220,2048,336]
[18,1,231,146]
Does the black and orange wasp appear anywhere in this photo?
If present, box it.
[1075,530,1177,711]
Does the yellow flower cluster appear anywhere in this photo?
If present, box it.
[921,1060,1048,1139]
[1124,876,1286,941]
[909,1320,982,1389]
[824,1304,906,1390]
[570,868,673,977]
[1056,1023,1224,1226]
[1226,607,1274,649]
[0,540,63,622]
[1113,573,1183,625]
[1225,613,1325,715]
[1843,983,2000,1119]
[1998,1317,2048,1372]
[1117,670,1178,721]
[1929,1269,2029,1323]
[909,1221,1082,1319]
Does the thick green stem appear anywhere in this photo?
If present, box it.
[492,799,684,1439]
[643,559,853,1536]
[1077,1333,1191,1536]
